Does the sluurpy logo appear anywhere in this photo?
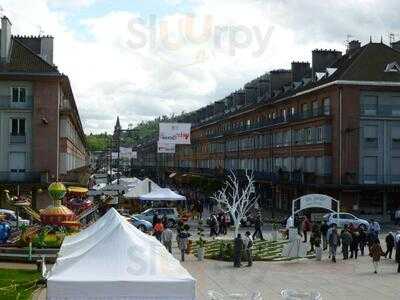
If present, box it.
[126,14,274,69]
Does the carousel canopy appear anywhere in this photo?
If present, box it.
[47,208,196,300]
[139,188,186,202]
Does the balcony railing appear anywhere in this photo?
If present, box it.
[212,107,330,137]
[10,134,26,144]
[361,104,400,117]
[0,95,33,109]
[0,172,42,184]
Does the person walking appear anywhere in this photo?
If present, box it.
[177,228,191,262]
[359,227,367,256]
[395,208,400,225]
[395,232,400,273]
[302,216,311,243]
[310,223,321,253]
[153,220,164,242]
[209,214,219,237]
[350,230,360,259]
[320,220,329,251]
[253,214,264,241]
[340,226,352,260]
[370,239,385,274]
[233,234,244,267]
[243,231,254,267]
[328,224,340,263]
[385,232,395,259]
[161,226,173,253]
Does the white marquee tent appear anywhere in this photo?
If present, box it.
[124,178,161,199]
[139,188,186,202]
[47,208,196,300]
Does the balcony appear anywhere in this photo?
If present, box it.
[0,172,43,184]
[0,95,33,109]
[10,134,27,144]
[213,107,330,137]
[361,175,400,185]
[361,104,400,117]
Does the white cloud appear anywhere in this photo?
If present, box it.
[1,0,400,134]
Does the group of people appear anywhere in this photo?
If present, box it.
[233,231,254,268]
[152,216,191,262]
[209,211,230,237]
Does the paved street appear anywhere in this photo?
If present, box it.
[182,251,400,300]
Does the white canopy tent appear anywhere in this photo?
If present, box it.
[47,208,196,300]
[124,178,161,199]
[139,188,186,202]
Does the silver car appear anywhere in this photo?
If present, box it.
[324,212,370,231]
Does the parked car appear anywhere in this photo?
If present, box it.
[323,212,370,230]
[132,207,180,228]
[0,209,30,228]
[127,216,153,232]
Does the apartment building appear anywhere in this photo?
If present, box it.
[0,17,88,208]
[134,40,400,218]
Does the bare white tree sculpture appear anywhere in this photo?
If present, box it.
[211,171,259,237]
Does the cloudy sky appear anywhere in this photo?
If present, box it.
[1,0,399,133]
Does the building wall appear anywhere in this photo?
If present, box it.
[32,79,60,181]
[0,81,33,179]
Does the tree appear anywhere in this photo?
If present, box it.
[211,171,259,238]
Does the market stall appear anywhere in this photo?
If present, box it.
[47,208,196,300]
[139,188,186,202]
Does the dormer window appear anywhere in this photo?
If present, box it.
[385,62,400,73]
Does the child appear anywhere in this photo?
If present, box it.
[370,239,385,274]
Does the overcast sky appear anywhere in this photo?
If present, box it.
[1,0,400,133]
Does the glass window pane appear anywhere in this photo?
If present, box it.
[19,88,26,102]
[11,119,18,135]
[19,119,25,135]
[12,88,19,102]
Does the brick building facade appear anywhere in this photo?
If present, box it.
[133,41,400,218]
[0,17,89,208]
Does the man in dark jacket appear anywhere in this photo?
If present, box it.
[320,221,329,250]
[340,226,352,260]
[396,233,400,273]
[252,215,264,240]
[359,227,367,256]
[350,230,360,259]
[385,232,395,259]
[233,234,244,267]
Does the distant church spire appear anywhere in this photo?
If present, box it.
[115,116,121,131]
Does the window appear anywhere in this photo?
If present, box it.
[312,100,319,116]
[11,87,26,103]
[316,127,323,143]
[391,157,400,183]
[364,125,378,148]
[392,127,400,148]
[302,103,309,118]
[361,96,378,116]
[305,127,313,144]
[363,156,377,183]
[11,119,25,136]
[290,107,295,116]
[323,98,330,115]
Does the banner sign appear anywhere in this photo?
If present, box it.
[159,123,191,145]
[111,148,137,159]
[299,194,332,211]
[157,141,175,153]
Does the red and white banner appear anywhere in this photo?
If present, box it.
[159,123,191,145]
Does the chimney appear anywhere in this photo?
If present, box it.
[346,40,361,56]
[233,90,245,107]
[391,40,400,52]
[40,36,54,65]
[244,85,257,104]
[291,62,311,83]
[269,69,292,95]
[0,16,12,63]
[312,49,342,79]
[257,78,270,100]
